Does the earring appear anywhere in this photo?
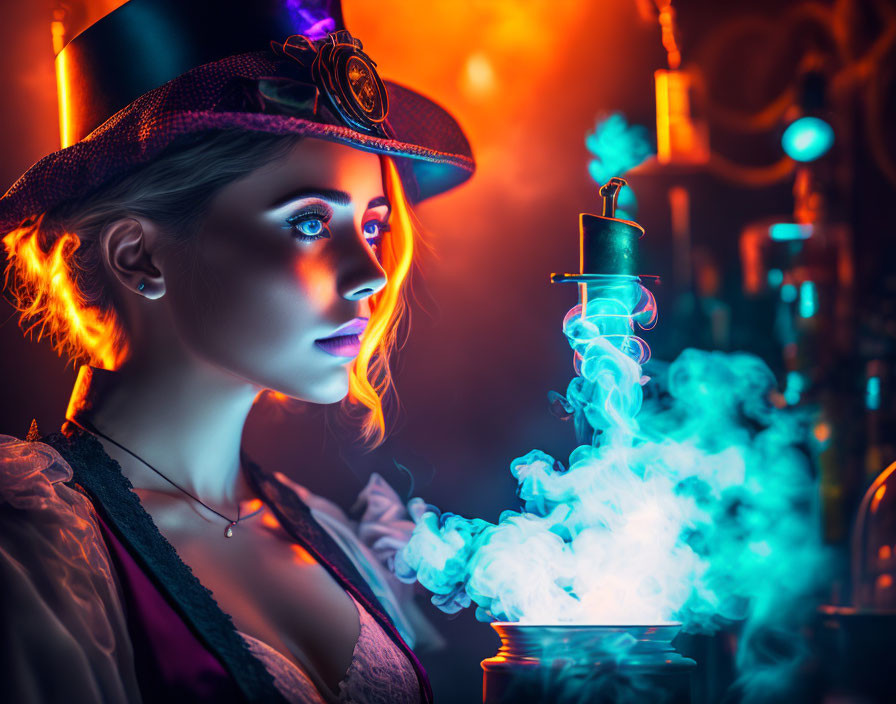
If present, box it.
[137,280,146,292]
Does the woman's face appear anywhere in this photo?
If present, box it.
[160,138,389,403]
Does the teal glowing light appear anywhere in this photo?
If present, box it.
[767,269,784,287]
[867,376,881,411]
[781,283,798,303]
[784,370,805,405]
[781,116,834,162]
[799,281,817,318]
[769,223,813,241]
[586,113,653,219]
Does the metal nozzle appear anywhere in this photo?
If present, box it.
[599,176,628,219]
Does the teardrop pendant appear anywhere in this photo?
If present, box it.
[225,523,235,538]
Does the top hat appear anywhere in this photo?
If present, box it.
[0,0,475,236]
[551,178,645,283]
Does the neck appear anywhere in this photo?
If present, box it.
[66,359,261,509]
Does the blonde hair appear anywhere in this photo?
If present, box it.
[3,130,416,446]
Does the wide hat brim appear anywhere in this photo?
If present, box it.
[0,2,474,237]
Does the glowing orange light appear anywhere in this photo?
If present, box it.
[871,484,887,514]
[876,574,893,590]
[655,70,671,163]
[261,512,281,530]
[3,222,126,370]
[739,224,764,295]
[245,499,264,513]
[813,422,832,443]
[291,544,317,565]
[654,70,708,166]
[668,187,690,238]
[462,52,496,98]
[50,15,66,54]
[879,545,892,561]
[54,39,73,149]
[655,0,681,70]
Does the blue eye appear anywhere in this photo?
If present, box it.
[298,218,324,236]
[363,220,390,244]
[285,207,331,241]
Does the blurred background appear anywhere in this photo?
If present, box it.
[2,1,896,701]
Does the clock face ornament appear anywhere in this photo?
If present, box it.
[346,56,379,115]
[271,30,390,137]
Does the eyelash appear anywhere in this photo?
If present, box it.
[285,204,333,242]
[283,203,391,248]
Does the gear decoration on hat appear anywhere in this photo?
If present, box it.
[271,30,391,137]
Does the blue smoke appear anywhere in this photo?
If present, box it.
[394,273,828,698]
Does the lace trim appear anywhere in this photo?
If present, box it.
[240,454,431,704]
[337,596,421,704]
[43,428,287,704]
[237,595,420,704]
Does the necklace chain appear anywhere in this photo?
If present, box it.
[68,418,264,537]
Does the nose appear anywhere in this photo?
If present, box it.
[337,234,388,302]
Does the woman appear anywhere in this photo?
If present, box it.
[0,1,474,702]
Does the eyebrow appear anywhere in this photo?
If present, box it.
[268,188,390,212]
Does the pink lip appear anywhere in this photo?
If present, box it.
[314,317,368,358]
[324,317,368,338]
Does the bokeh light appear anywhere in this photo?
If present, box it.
[781,116,834,162]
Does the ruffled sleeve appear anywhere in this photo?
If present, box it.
[353,473,429,573]
[272,471,444,651]
[0,435,142,703]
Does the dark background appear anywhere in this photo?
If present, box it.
[2,1,895,702]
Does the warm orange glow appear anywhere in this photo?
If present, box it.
[853,462,896,603]
[871,484,887,514]
[876,574,893,590]
[261,512,281,530]
[879,545,892,561]
[813,422,832,443]
[793,169,818,225]
[3,219,127,369]
[655,70,671,163]
[655,0,681,70]
[291,543,317,565]
[461,52,497,99]
[54,43,72,149]
[668,186,690,239]
[50,15,66,55]
[739,224,764,295]
[346,157,416,445]
[655,70,709,166]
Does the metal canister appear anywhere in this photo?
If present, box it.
[481,623,695,704]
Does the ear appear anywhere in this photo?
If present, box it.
[101,217,167,300]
